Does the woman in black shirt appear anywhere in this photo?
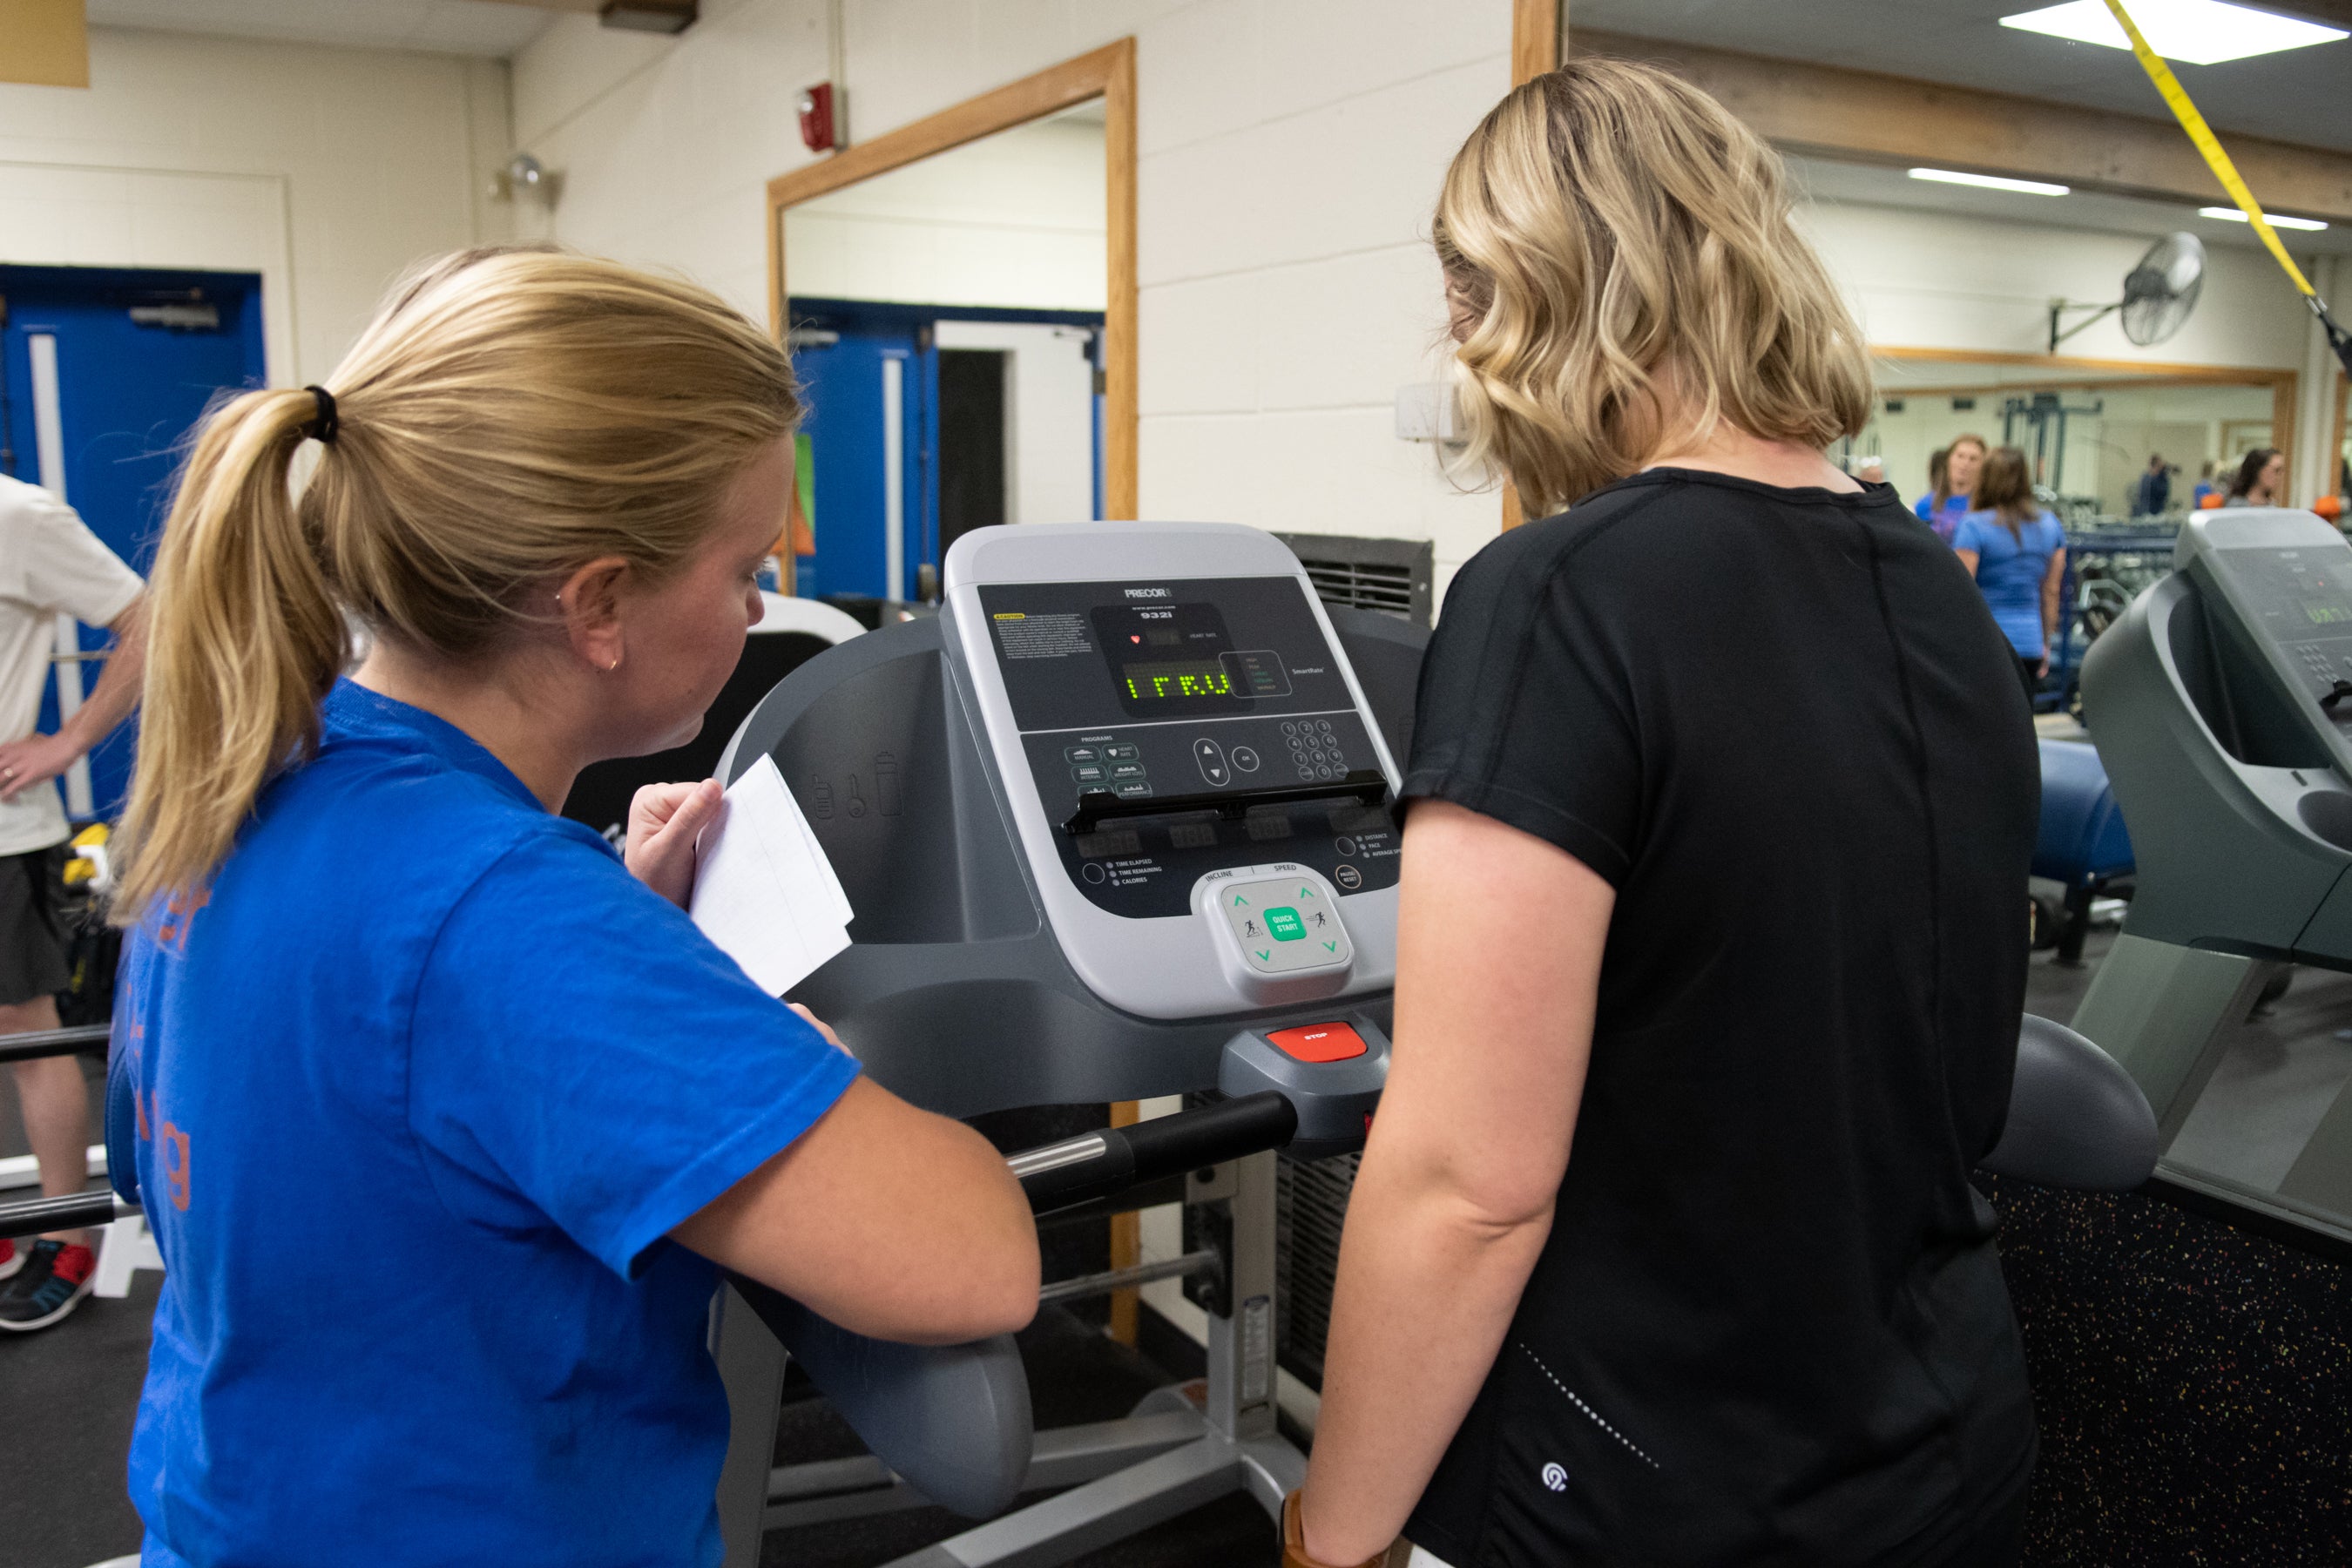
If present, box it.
[1292,60,2038,1568]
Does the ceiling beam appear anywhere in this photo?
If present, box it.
[484,1,603,11]
[2262,0,2352,27]
[1577,27,2352,226]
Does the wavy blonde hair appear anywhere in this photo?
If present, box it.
[116,247,800,921]
[1434,58,1874,517]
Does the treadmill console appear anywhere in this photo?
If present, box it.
[977,576,1398,916]
[943,524,1403,1020]
[2180,510,2352,779]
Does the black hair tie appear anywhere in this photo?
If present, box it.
[305,384,339,445]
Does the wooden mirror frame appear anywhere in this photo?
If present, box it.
[765,38,1138,520]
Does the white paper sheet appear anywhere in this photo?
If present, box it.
[689,754,854,997]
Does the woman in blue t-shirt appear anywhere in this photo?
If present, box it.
[1952,444,2068,701]
[1913,432,1984,544]
[107,248,1040,1568]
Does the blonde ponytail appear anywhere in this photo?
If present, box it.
[115,247,801,921]
[117,389,346,923]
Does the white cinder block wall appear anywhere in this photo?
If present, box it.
[511,0,1517,598]
[0,27,512,384]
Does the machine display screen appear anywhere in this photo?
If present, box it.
[981,577,1351,733]
[1092,601,1250,715]
[2306,601,2352,627]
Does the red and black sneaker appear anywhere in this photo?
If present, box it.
[0,1240,96,1331]
[0,1237,21,1282]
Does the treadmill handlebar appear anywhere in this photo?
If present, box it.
[0,1023,113,1065]
[1010,1092,1300,1214]
[0,1189,131,1241]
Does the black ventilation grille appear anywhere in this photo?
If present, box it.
[1274,1151,1359,1389]
[1274,532,1434,629]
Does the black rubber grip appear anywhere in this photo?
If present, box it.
[0,1190,120,1241]
[1017,1092,1299,1215]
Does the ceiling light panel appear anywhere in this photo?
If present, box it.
[1909,167,2072,195]
[2199,206,2329,229]
[2000,0,2348,65]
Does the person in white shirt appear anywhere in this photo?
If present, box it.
[0,471,148,1330]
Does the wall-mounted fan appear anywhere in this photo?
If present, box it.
[2048,232,2205,353]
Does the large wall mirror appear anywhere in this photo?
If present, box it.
[1861,349,2299,523]
[766,41,1136,605]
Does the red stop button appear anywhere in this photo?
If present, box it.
[1267,1022,1368,1062]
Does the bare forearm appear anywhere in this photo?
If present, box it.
[1301,1168,1551,1562]
[57,600,147,751]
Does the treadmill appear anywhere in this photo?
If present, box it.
[2072,505,2352,1240]
[707,521,1419,1567]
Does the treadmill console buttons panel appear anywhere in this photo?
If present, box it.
[1193,863,1354,1004]
[2217,545,2352,723]
[979,575,1402,918]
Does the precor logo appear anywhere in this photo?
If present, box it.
[1539,1462,1568,1493]
[1123,588,1171,598]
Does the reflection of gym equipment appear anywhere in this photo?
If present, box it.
[1999,389,2104,496]
[562,593,866,841]
[2048,522,2178,716]
[2072,506,2352,1229]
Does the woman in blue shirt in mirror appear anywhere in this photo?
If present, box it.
[1952,444,2069,703]
[107,247,1040,1568]
[1913,432,1985,544]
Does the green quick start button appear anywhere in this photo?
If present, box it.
[1214,872,1353,975]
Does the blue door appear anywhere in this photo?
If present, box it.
[1,266,267,821]
[790,320,929,601]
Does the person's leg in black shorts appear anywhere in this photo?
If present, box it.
[0,846,97,1331]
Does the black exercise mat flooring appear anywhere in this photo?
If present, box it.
[0,1264,154,1568]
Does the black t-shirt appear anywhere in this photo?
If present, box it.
[1401,470,2040,1567]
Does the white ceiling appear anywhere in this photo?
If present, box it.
[86,0,562,58]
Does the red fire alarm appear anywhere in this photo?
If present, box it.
[798,82,838,153]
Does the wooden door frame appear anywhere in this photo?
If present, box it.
[1500,0,1563,530]
[765,39,1138,520]
[2333,372,2349,499]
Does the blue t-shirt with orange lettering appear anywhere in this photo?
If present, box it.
[115,679,859,1568]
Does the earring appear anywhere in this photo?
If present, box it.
[605,656,621,672]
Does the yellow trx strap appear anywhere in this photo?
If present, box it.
[2099,0,2350,374]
